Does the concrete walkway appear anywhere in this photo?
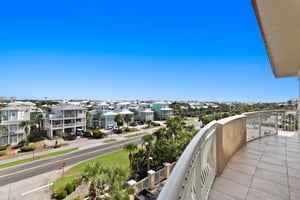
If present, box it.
[209,132,300,200]
[0,127,159,166]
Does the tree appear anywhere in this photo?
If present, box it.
[124,114,132,128]
[0,125,8,133]
[0,125,8,144]
[146,120,152,128]
[96,112,102,128]
[142,134,155,171]
[20,120,33,144]
[86,112,92,128]
[114,114,124,129]
[130,109,139,122]
[33,113,43,133]
[81,162,130,200]
[124,143,137,173]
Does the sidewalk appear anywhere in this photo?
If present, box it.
[0,127,160,166]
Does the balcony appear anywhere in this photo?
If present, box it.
[157,110,300,200]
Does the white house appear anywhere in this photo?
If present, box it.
[140,108,154,122]
[0,101,41,145]
[43,103,86,138]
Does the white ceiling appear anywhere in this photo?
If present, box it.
[252,0,300,78]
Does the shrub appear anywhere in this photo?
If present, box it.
[28,134,37,143]
[73,196,80,200]
[151,122,160,127]
[20,145,36,152]
[18,140,26,147]
[58,132,68,138]
[124,127,130,132]
[92,130,105,139]
[0,145,7,151]
[65,182,76,194]
[0,151,6,156]
[57,190,67,199]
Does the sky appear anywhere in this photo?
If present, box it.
[0,0,298,102]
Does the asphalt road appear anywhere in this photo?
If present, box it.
[0,137,141,187]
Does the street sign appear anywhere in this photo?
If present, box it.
[62,162,66,168]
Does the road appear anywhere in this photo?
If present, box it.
[0,137,141,187]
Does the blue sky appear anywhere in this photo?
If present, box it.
[0,0,297,102]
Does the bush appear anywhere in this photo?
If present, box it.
[0,144,8,151]
[28,134,37,143]
[57,190,67,199]
[124,127,130,132]
[58,132,68,138]
[65,182,76,194]
[92,130,105,139]
[18,140,26,147]
[20,145,36,152]
[73,196,80,200]
[0,151,6,156]
[151,122,160,127]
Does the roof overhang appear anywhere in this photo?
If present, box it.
[252,0,300,78]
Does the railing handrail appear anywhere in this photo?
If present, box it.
[158,120,217,200]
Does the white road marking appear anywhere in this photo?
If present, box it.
[21,183,53,196]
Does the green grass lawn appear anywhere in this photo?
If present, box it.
[124,132,148,138]
[0,148,78,169]
[53,150,130,193]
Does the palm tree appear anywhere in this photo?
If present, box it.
[86,112,92,128]
[124,143,137,170]
[147,119,152,128]
[0,125,8,144]
[142,134,155,171]
[124,114,132,128]
[114,114,124,129]
[20,120,33,144]
[0,125,8,133]
[96,112,102,129]
[81,162,129,199]
[33,113,43,133]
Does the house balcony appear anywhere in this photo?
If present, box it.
[157,110,300,200]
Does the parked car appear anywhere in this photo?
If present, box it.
[68,132,77,140]
[83,131,93,137]
[76,129,84,136]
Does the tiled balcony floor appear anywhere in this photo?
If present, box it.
[209,132,300,200]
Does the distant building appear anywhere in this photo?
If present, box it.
[0,101,41,145]
[140,108,154,122]
[43,103,86,138]
[101,111,117,129]
[152,102,173,120]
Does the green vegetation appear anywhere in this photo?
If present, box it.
[81,163,130,199]
[104,139,116,143]
[130,116,198,180]
[0,148,77,169]
[124,132,148,138]
[0,151,6,156]
[91,130,105,139]
[20,145,36,152]
[53,150,129,193]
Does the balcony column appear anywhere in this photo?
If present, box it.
[147,170,156,190]
[163,162,171,179]
[298,69,300,135]
[127,179,137,199]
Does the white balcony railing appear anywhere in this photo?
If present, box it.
[158,110,298,200]
[158,121,217,200]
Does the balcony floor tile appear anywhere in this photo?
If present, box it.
[209,134,300,200]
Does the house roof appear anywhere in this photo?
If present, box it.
[53,103,85,110]
[252,0,300,78]
[103,111,117,116]
[141,109,154,113]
